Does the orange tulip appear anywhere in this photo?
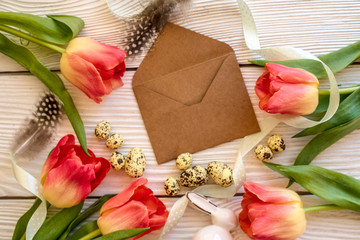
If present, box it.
[60,37,126,103]
[98,178,169,239]
[255,63,319,115]
[239,182,306,240]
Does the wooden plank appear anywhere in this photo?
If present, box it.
[0,0,360,71]
[1,196,360,240]
[1,66,360,197]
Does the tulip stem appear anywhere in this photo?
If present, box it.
[78,229,101,240]
[0,24,65,54]
[319,85,360,95]
[304,204,345,213]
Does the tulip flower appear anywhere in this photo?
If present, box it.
[255,63,319,115]
[98,178,169,239]
[60,37,126,103]
[40,134,110,208]
[239,182,306,240]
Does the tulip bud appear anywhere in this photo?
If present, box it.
[60,37,126,103]
[239,182,306,240]
[255,63,319,115]
[40,134,110,208]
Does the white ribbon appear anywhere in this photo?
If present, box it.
[159,0,339,238]
[10,154,47,240]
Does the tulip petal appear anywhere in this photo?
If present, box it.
[130,185,159,215]
[255,72,271,99]
[60,53,111,103]
[100,178,148,215]
[251,204,306,240]
[244,182,301,203]
[148,199,168,228]
[239,210,253,238]
[265,63,318,84]
[65,37,126,70]
[264,83,319,115]
[98,200,150,236]
[40,134,75,184]
[42,157,95,208]
[110,61,126,89]
[90,157,111,191]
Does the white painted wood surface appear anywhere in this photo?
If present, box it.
[1,0,360,239]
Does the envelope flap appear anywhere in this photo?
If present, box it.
[132,23,233,86]
[142,54,229,106]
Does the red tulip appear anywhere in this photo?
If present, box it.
[98,178,169,239]
[60,37,126,103]
[239,182,306,240]
[40,134,110,208]
[255,63,319,115]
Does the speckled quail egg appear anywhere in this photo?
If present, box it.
[105,133,124,149]
[110,151,125,171]
[176,152,193,170]
[254,145,273,161]
[94,120,111,140]
[164,177,181,196]
[179,166,208,188]
[267,134,286,152]
[124,147,146,178]
[207,161,233,187]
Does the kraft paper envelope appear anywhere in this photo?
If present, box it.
[132,23,260,164]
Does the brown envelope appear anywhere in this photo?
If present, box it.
[132,23,260,164]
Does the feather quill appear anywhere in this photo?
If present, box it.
[10,92,63,160]
[121,0,190,57]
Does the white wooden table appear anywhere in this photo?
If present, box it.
[1,0,360,239]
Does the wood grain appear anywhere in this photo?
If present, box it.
[1,66,360,197]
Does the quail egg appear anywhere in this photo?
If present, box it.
[254,145,273,161]
[267,134,286,152]
[176,152,193,170]
[110,151,125,171]
[94,120,111,140]
[164,177,181,196]
[179,166,208,188]
[207,161,233,187]
[125,147,146,178]
[105,133,124,149]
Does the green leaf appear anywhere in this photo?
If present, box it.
[294,114,360,166]
[58,195,115,240]
[67,220,99,240]
[33,201,84,240]
[250,40,360,78]
[263,162,360,212]
[47,15,84,39]
[12,198,42,240]
[94,228,149,240]
[310,91,352,116]
[0,32,88,154]
[0,12,83,45]
[295,87,360,137]
[250,59,325,78]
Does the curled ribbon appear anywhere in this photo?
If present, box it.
[159,0,339,238]
[10,154,47,240]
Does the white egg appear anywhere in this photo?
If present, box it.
[192,225,233,240]
[211,207,238,231]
